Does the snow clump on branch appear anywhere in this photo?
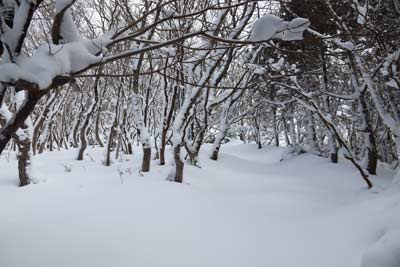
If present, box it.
[251,15,310,41]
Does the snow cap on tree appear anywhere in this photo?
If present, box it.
[251,15,310,41]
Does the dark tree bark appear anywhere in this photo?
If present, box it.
[210,145,220,161]
[0,86,46,155]
[77,74,101,161]
[142,147,151,172]
[173,145,184,183]
[17,137,32,187]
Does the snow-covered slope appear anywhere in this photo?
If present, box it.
[0,143,399,267]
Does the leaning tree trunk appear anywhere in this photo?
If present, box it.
[77,72,101,160]
[77,101,98,160]
[14,91,37,187]
[32,92,57,155]
[0,88,46,155]
[210,128,227,161]
[210,113,229,161]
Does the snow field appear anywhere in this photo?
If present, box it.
[1,143,399,267]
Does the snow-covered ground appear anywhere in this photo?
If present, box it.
[1,143,399,267]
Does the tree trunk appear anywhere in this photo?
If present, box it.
[210,130,226,161]
[76,127,88,161]
[32,93,57,155]
[77,102,97,160]
[328,131,338,163]
[174,145,184,183]
[210,144,221,161]
[95,111,104,147]
[359,96,378,175]
[159,129,167,165]
[104,127,115,166]
[0,90,45,155]
[305,109,318,153]
[272,107,279,147]
[330,147,339,163]
[17,137,32,187]
[142,147,151,172]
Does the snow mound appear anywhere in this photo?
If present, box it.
[361,228,400,267]
[280,144,305,161]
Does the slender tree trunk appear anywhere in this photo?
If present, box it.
[394,138,400,182]
[282,114,291,146]
[305,109,318,153]
[104,124,115,166]
[77,102,98,160]
[359,96,378,175]
[104,91,120,166]
[95,110,104,147]
[272,107,279,147]
[32,93,57,155]
[289,113,297,146]
[174,145,184,183]
[210,128,228,161]
[159,128,168,165]
[321,46,338,163]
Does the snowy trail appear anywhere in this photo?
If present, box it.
[0,143,398,267]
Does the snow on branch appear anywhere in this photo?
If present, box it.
[52,0,81,44]
[251,15,310,41]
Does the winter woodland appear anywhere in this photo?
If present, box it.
[1,0,400,266]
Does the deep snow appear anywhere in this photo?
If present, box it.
[1,143,399,267]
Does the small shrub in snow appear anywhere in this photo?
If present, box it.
[63,165,72,172]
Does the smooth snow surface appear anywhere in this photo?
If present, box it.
[0,143,399,267]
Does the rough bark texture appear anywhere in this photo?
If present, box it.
[142,147,151,172]
[17,138,32,186]
[174,145,184,183]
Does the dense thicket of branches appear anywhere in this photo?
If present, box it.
[0,0,399,189]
